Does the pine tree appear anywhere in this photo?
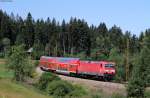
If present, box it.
[109,48,125,82]
[24,13,34,48]
[127,34,150,98]
[109,25,124,52]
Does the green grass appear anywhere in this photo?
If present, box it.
[0,63,51,98]
[0,64,13,78]
[0,79,50,98]
[145,88,150,98]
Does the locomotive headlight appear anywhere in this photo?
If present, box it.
[105,70,109,72]
[105,70,115,73]
[111,70,115,73]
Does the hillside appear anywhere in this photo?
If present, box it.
[0,79,50,98]
[0,62,50,98]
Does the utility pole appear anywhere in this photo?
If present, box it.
[126,38,129,81]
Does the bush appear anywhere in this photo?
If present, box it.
[6,45,33,81]
[68,85,86,97]
[127,76,145,98]
[33,60,39,67]
[111,93,125,98]
[91,94,102,98]
[47,80,74,97]
[37,72,86,97]
[37,72,60,91]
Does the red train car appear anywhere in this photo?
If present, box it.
[39,56,80,74]
[55,57,80,74]
[39,56,56,71]
[39,56,116,80]
[78,61,115,79]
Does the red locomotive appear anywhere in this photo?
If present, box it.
[39,56,116,80]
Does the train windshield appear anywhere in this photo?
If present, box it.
[105,64,114,68]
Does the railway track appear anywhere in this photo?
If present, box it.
[36,67,126,95]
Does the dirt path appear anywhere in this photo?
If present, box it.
[36,67,126,95]
[0,59,5,64]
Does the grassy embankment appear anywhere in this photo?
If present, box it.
[0,59,50,98]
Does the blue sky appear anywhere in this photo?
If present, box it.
[1,0,150,36]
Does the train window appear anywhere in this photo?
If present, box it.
[70,64,76,68]
[58,67,65,70]
[61,67,67,71]
[105,64,114,68]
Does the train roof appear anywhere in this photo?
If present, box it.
[40,56,54,59]
[80,60,115,64]
[41,56,79,59]
[40,56,80,63]
[56,57,80,64]
[40,56,114,64]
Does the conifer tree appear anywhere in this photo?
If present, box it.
[127,33,150,98]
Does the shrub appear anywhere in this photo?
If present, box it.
[47,80,74,97]
[68,85,86,97]
[33,60,39,67]
[37,72,86,97]
[37,72,60,91]
[91,94,102,98]
[31,71,38,78]
[6,45,33,81]
[111,93,125,98]
[127,76,145,98]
